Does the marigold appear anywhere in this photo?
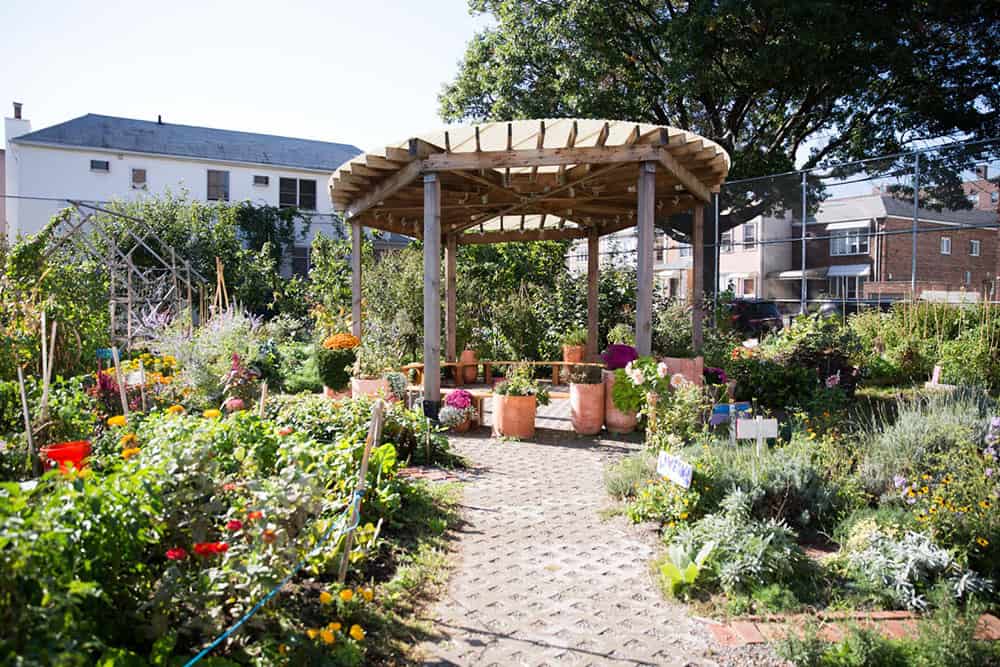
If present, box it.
[339,589,354,602]
[122,447,141,460]
[107,415,127,428]
[307,628,319,640]
[360,587,373,602]
[119,433,138,447]
[203,409,222,419]
[328,622,342,632]
[320,629,335,644]
[323,333,361,350]
[319,591,334,605]
[349,624,365,641]
[166,404,186,415]
[977,537,990,547]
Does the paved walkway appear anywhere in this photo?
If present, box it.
[417,400,731,666]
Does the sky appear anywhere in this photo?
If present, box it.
[0,0,492,150]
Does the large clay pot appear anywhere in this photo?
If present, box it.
[570,382,605,435]
[493,394,537,439]
[562,344,585,364]
[324,386,351,400]
[460,348,479,384]
[452,418,473,433]
[603,370,637,434]
[351,377,391,399]
[661,356,705,386]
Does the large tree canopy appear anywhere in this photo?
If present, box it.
[439,0,999,225]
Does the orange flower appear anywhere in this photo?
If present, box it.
[349,624,365,641]
[323,333,361,350]
[122,447,141,460]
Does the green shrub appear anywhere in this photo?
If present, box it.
[315,346,356,391]
[604,451,658,500]
[279,342,323,393]
[560,327,587,347]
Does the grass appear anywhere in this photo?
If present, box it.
[359,480,462,665]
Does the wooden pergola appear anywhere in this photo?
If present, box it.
[329,119,730,416]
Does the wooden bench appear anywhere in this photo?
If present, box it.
[401,360,604,387]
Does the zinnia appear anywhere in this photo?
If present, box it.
[203,409,221,419]
[247,510,264,521]
[121,447,141,460]
[165,547,188,561]
[107,415,127,428]
[166,404,185,415]
[339,589,354,602]
[349,625,365,641]
[656,362,669,378]
[226,520,243,532]
[278,426,294,436]
[319,591,333,605]
[193,542,229,556]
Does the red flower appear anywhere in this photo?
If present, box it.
[226,520,243,532]
[222,483,238,492]
[193,542,229,556]
[166,547,188,561]
[247,510,264,522]
[278,426,294,437]
[262,529,277,544]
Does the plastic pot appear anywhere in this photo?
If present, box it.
[40,440,92,472]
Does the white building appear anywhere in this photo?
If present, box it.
[3,104,406,273]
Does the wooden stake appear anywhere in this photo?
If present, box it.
[338,399,385,584]
[138,360,148,413]
[110,346,130,419]
[40,320,58,423]
[258,381,268,419]
[16,365,39,475]
[39,312,49,422]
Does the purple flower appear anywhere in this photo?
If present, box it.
[704,367,728,384]
[906,496,917,505]
[990,416,1000,429]
[986,446,997,459]
[825,372,841,389]
[986,468,994,478]
[602,344,638,371]
[893,475,907,489]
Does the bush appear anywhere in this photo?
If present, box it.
[604,451,658,500]
[316,346,356,391]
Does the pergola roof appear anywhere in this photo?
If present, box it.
[329,119,729,244]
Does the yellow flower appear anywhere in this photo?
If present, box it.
[306,628,319,640]
[980,500,991,509]
[119,433,138,447]
[320,629,335,644]
[107,415,127,428]
[166,405,185,415]
[922,474,931,481]
[203,409,222,419]
[977,537,989,547]
[679,512,689,520]
[360,587,373,602]
[278,644,288,655]
[349,625,365,641]
[339,589,353,602]
[319,591,333,605]
[327,622,342,632]
[121,447,141,460]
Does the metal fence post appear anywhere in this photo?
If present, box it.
[910,151,919,297]
[800,170,808,314]
[713,192,720,321]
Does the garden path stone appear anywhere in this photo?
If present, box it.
[417,400,765,666]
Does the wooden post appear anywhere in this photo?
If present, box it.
[258,381,268,419]
[692,204,705,352]
[338,399,384,584]
[636,161,656,356]
[587,228,600,361]
[110,347,130,420]
[423,174,442,417]
[137,359,148,413]
[351,221,363,338]
[445,233,457,362]
[16,365,38,475]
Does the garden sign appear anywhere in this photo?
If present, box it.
[657,451,693,489]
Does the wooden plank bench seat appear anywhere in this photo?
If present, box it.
[401,360,604,387]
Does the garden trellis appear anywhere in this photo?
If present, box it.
[41,200,209,350]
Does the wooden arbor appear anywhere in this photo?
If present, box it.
[329,119,730,416]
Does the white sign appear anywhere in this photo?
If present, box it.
[125,369,146,386]
[736,417,778,440]
[657,451,693,489]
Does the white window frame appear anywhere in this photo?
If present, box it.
[964,270,972,285]
[830,229,870,256]
[720,231,733,253]
[253,175,270,187]
[970,239,981,257]
[741,222,756,249]
[940,236,951,255]
[90,159,110,172]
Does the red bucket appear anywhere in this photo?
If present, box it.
[40,440,92,472]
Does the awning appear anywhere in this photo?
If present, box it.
[827,263,871,278]
[721,272,750,280]
[772,268,828,280]
[826,220,872,231]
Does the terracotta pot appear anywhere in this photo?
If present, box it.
[570,382,604,435]
[493,394,537,439]
[460,348,479,384]
[562,344,585,364]
[324,385,351,400]
[452,418,473,433]
[660,356,705,386]
[351,377,391,399]
[603,370,637,434]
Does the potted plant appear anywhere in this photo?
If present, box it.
[492,364,550,439]
[439,389,477,432]
[315,332,360,398]
[601,336,639,434]
[607,323,635,346]
[567,364,604,435]
[351,345,392,399]
[561,327,587,363]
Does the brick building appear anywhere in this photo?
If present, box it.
[789,193,998,302]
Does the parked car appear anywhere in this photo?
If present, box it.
[727,299,784,337]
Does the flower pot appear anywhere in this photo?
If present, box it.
[352,377,391,400]
[40,440,92,472]
[460,348,479,384]
[453,418,473,433]
[493,394,537,439]
[562,344,585,364]
[660,356,705,386]
[224,397,245,413]
[570,382,604,435]
[603,370,637,434]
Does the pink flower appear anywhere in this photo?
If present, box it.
[656,362,669,378]
[825,372,840,389]
[166,547,188,561]
[670,373,687,388]
[226,520,244,532]
[445,389,473,410]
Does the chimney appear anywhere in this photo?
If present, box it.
[976,163,989,180]
[12,102,21,119]
[157,114,163,125]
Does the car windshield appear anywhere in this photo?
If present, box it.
[749,302,780,318]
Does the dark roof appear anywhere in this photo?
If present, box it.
[881,194,998,227]
[12,114,361,172]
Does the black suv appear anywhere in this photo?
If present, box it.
[727,299,784,338]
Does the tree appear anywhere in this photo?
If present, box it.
[440,0,999,225]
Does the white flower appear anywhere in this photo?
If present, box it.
[657,362,669,378]
[631,369,646,386]
[670,373,687,388]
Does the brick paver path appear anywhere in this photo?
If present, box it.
[418,399,720,666]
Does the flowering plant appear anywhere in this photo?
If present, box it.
[445,389,473,410]
[221,353,261,403]
[493,364,551,405]
[439,390,477,428]
[611,356,672,413]
[602,344,638,370]
[323,333,361,351]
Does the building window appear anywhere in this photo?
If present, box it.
[679,243,692,257]
[279,178,317,210]
[720,231,733,253]
[970,239,981,257]
[742,222,756,249]
[90,159,110,172]
[207,170,230,201]
[742,277,755,297]
[131,168,147,189]
[292,245,311,276]
[654,232,666,263]
[992,191,999,204]
[940,236,951,255]
[830,229,870,256]
[964,270,972,285]
[253,175,270,186]
[829,276,865,300]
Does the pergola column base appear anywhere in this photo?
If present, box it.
[422,399,441,421]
